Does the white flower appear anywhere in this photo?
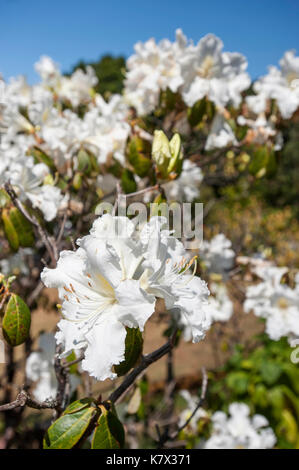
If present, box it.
[248,50,299,119]
[41,214,211,380]
[26,333,79,402]
[124,30,185,115]
[179,390,208,432]
[179,34,250,108]
[199,234,235,279]
[35,56,60,84]
[203,402,276,449]
[244,265,299,343]
[5,156,64,221]
[205,282,233,323]
[82,95,130,165]
[139,217,211,343]
[205,113,237,150]
[163,159,203,202]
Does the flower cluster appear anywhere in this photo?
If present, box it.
[41,214,211,380]
[203,403,276,449]
[244,265,299,344]
[125,29,250,115]
[247,50,299,119]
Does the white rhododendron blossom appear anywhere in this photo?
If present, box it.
[248,50,299,119]
[125,29,250,114]
[179,390,208,432]
[35,55,98,107]
[26,333,79,402]
[199,234,235,278]
[203,403,276,449]
[124,30,185,115]
[41,214,211,381]
[179,33,250,108]
[205,282,234,323]
[205,113,237,151]
[244,265,299,343]
[163,159,203,202]
[5,156,64,221]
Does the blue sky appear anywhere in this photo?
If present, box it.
[1,0,299,83]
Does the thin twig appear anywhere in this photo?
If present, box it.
[157,367,208,447]
[175,367,208,436]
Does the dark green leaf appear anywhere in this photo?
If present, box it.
[2,294,31,346]
[43,407,96,449]
[91,407,125,449]
[63,398,95,415]
[2,208,19,251]
[114,327,143,376]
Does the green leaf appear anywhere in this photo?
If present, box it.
[249,146,270,176]
[63,398,95,415]
[30,146,56,171]
[187,99,207,127]
[121,169,137,194]
[91,407,125,449]
[2,208,19,251]
[73,172,83,191]
[114,327,143,376]
[43,406,97,449]
[0,189,11,208]
[2,294,31,346]
[77,149,92,174]
[8,207,34,248]
[127,137,152,177]
[260,360,282,385]
[226,371,249,395]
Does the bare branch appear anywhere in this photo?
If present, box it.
[0,390,58,412]
[157,367,208,447]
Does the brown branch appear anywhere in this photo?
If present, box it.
[0,390,58,412]
[109,329,178,404]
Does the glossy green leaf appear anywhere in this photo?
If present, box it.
[8,207,34,248]
[2,294,31,346]
[2,208,19,251]
[63,398,95,415]
[43,406,97,449]
[91,407,125,449]
[114,327,143,376]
